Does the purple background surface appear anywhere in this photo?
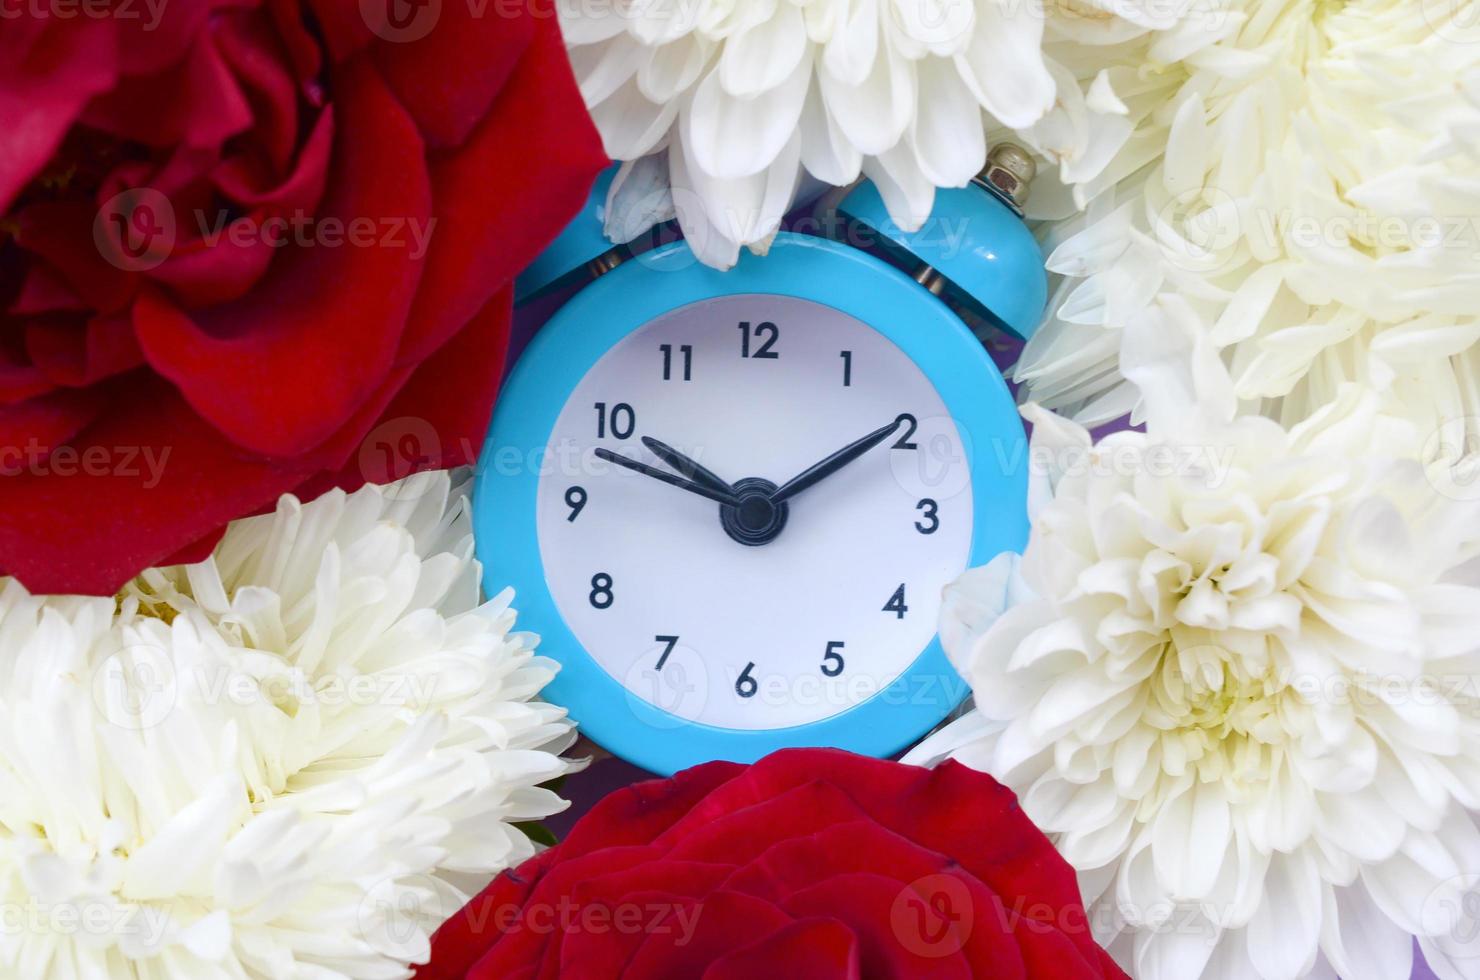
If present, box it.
[508,243,1441,980]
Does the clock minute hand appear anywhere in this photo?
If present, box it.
[641,437,738,498]
[594,448,741,506]
[768,418,903,505]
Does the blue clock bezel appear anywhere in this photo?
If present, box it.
[474,233,1028,776]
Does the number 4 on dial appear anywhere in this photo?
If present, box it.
[883,584,908,619]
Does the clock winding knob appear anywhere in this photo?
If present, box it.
[977,143,1037,215]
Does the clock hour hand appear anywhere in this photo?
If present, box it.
[769,417,903,505]
[641,437,738,499]
[595,448,741,506]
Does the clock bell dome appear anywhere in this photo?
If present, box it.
[832,143,1048,341]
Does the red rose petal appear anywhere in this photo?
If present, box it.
[154,113,333,306]
[210,107,334,212]
[661,780,875,864]
[133,56,430,457]
[263,0,325,86]
[14,201,136,315]
[570,861,733,910]
[82,32,253,150]
[466,846,661,980]
[783,874,974,979]
[11,265,88,315]
[214,12,306,175]
[1011,921,1126,979]
[675,749,1100,963]
[623,890,794,980]
[549,888,722,980]
[371,0,530,150]
[309,288,512,494]
[302,0,375,62]
[114,0,244,77]
[417,850,558,980]
[556,864,734,979]
[146,213,280,307]
[701,917,863,980]
[394,13,607,366]
[0,293,497,595]
[0,377,324,595]
[0,19,118,213]
[554,760,744,859]
[0,385,106,457]
[657,750,1111,971]
[420,750,1122,980]
[25,315,143,388]
[721,820,1027,978]
[0,363,54,407]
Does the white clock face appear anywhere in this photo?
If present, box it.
[535,293,973,731]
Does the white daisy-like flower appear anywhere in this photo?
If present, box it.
[1011,0,1480,458]
[906,337,1480,979]
[0,471,576,979]
[562,0,1189,267]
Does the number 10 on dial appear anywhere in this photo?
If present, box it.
[473,236,1028,775]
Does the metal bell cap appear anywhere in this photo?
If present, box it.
[514,164,618,305]
[836,145,1048,340]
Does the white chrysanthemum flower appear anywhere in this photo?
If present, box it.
[1011,0,1480,457]
[0,471,576,979]
[562,0,1189,267]
[906,374,1480,978]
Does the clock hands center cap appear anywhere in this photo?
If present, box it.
[720,477,789,547]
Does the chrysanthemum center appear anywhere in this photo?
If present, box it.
[1142,629,1292,787]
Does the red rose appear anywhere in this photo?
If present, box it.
[0,0,605,595]
[418,749,1127,978]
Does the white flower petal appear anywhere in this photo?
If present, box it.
[953,0,1054,129]
[1247,850,1322,980]
[718,0,808,98]
[862,141,936,231]
[820,33,915,155]
[798,81,863,185]
[909,57,986,187]
[821,0,880,86]
[591,78,679,159]
[687,50,812,179]
[1319,883,1415,980]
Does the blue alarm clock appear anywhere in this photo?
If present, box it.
[475,145,1046,776]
